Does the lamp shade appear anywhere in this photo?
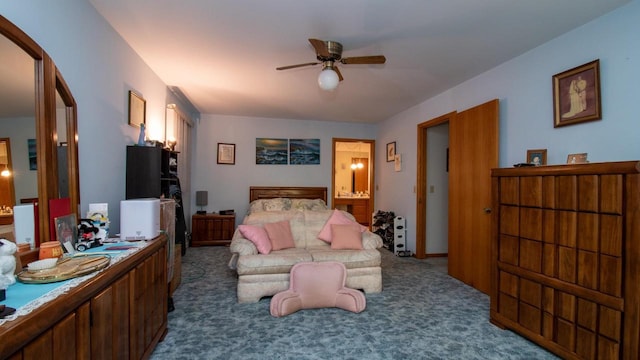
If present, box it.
[318,69,339,91]
[195,191,208,206]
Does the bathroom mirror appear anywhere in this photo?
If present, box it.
[0,15,79,245]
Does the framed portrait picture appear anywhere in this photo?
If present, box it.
[386,142,396,162]
[552,59,601,128]
[526,149,547,166]
[567,153,588,164]
[217,143,236,165]
[55,213,78,253]
[394,154,402,172]
[128,90,146,127]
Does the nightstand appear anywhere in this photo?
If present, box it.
[191,213,236,246]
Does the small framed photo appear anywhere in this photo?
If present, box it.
[567,153,588,164]
[394,154,402,172]
[217,143,236,165]
[386,142,396,162]
[128,90,146,127]
[526,149,547,166]
[552,59,601,128]
[55,213,78,253]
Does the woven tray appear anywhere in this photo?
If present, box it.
[17,255,111,284]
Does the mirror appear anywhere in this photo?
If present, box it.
[0,15,80,246]
[332,138,375,227]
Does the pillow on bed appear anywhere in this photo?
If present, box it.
[264,220,296,250]
[248,200,268,215]
[291,198,328,211]
[238,224,272,254]
[263,198,292,212]
[330,223,363,250]
[318,209,367,243]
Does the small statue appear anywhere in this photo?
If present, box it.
[137,123,146,145]
[0,239,17,289]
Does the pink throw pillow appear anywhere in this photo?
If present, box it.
[238,224,272,254]
[330,224,363,250]
[318,209,367,243]
[264,220,296,251]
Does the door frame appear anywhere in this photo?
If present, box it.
[415,112,456,259]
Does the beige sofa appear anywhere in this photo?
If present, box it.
[228,209,383,303]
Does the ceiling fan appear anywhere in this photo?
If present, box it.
[276,38,386,91]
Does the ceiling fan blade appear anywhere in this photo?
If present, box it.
[276,62,320,71]
[334,66,344,81]
[340,55,386,65]
[309,38,330,58]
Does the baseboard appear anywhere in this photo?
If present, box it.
[425,253,448,258]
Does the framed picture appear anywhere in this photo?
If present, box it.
[217,143,236,165]
[552,59,601,128]
[55,213,78,253]
[128,90,146,127]
[526,149,547,166]
[567,153,588,164]
[289,139,320,165]
[394,154,402,172]
[256,138,288,164]
[386,142,396,162]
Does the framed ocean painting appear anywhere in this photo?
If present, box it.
[289,139,320,165]
[256,138,288,164]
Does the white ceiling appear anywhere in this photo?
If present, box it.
[2,1,630,122]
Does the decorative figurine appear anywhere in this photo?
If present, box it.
[76,219,103,252]
[0,239,17,289]
[137,123,146,145]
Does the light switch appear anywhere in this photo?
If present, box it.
[430,185,435,193]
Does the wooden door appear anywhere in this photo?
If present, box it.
[448,99,499,294]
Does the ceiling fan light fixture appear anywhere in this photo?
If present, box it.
[318,68,339,91]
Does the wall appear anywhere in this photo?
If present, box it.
[375,1,640,254]
[0,0,171,233]
[192,114,376,218]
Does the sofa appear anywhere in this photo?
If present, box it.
[228,208,383,303]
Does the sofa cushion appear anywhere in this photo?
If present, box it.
[236,248,313,275]
[318,209,367,243]
[307,248,381,269]
[265,220,296,251]
[238,224,272,254]
[243,211,307,248]
[330,224,363,250]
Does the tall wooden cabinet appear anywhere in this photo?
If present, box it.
[0,235,168,359]
[490,161,640,359]
[126,145,178,199]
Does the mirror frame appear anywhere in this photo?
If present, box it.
[0,15,79,244]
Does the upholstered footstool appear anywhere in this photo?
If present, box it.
[270,261,366,317]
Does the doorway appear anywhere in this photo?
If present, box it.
[332,138,375,227]
[0,138,15,225]
[415,100,499,294]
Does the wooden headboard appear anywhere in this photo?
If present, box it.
[249,186,327,203]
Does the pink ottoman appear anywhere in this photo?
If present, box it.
[270,261,366,317]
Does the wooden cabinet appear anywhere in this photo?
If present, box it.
[191,213,235,246]
[126,146,178,199]
[490,161,640,359]
[333,197,371,227]
[0,235,168,359]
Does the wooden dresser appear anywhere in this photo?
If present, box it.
[490,161,640,359]
[333,197,371,227]
[0,235,168,359]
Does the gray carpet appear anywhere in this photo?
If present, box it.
[150,247,558,360]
